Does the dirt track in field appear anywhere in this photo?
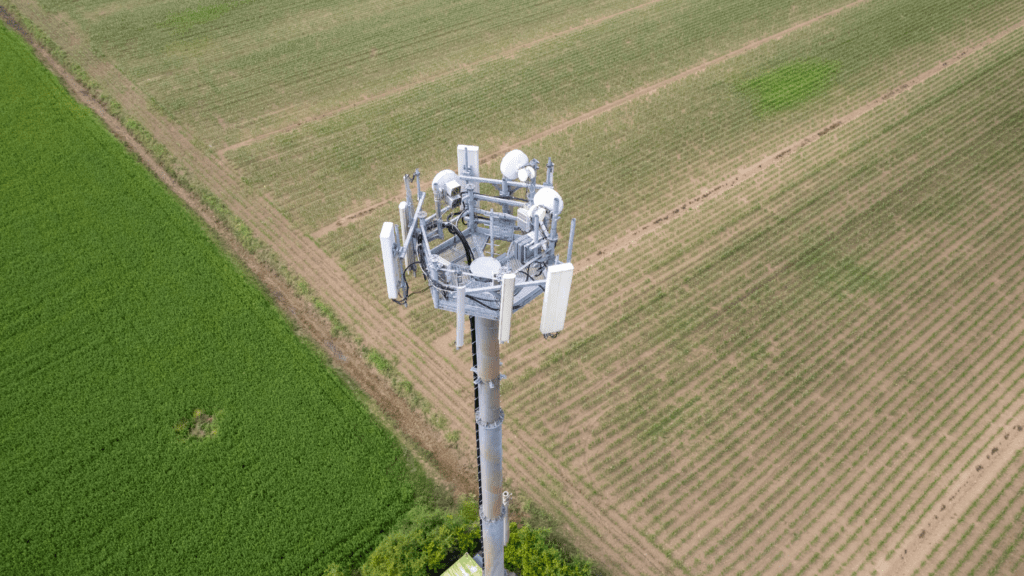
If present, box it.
[8,0,1024,572]
[881,419,1024,576]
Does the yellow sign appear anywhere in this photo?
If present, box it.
[441,553,482,576]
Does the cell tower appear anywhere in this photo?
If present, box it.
[380,145,576,576]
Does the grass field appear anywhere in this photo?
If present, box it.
[0,25,425,575]
[4,0,1024,573]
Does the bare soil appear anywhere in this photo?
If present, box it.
[880,419,1024,576]
[189,412,215,439]
[312,0,874,236]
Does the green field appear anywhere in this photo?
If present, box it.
[5,0,1024,574]
[0,25,420,575]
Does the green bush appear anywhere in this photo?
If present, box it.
[360,505,481,576]
[359,501,593,576]
[505,523,592,576]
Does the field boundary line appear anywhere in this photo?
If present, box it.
[477,0,873,165]
[576,17,1024,275]
[312,198,391,239]
[214,0,666,163]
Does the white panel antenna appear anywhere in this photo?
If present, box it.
[498,273,515,343]
[540,263,573,335]
[458,145,480,179]
[380,222,400,300]
[456,285,466,349]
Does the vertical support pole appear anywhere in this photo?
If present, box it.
[398,202,410,272]
[475,317,505,576]
[403,177,416,276]
[458,145,479,235]
[566,218,577,263]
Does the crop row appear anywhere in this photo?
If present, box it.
[233,0,867,231]
[499,27,1024,574]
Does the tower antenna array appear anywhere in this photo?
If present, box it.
[380,146,576,576]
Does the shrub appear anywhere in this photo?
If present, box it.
[361,505,481,576]
[360,503,594,576]
[505,523,593,576]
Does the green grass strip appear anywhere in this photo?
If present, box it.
[0,24,418,575]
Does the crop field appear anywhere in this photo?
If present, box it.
[0,26,423,575]
[4,0,1024,574]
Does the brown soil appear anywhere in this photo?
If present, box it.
[314,0,873,235]
[311,198,390,239]
[879,418,1024,576]
[189,412,215,438]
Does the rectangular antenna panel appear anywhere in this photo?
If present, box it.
[540,263,573,335]
[498,273,515,343]
[516,207,533,232]
[490,213,517,242]
[456,286,466,349]
[458,145,480,179]
[380,222,400,300]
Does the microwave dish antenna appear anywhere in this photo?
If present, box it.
[499,149,530,181]
[380,145,576,576]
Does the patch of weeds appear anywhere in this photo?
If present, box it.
[174,409,219,441]
[366,348,399,380]
[428,412,449,430]
[444,429,460,448]
[739,59,840,115]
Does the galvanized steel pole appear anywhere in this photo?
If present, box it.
[475,317,505,576]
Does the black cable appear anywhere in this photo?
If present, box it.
[390,258,428,306]
[467,295,500,311]
[444,222,474,266]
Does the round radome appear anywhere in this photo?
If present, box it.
[470,256,502,279]
[432,169,458,195]
[533,187,563,215]
[500,149,529,180]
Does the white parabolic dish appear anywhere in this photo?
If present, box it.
[499,149,529,180]
[533,187,563,215]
